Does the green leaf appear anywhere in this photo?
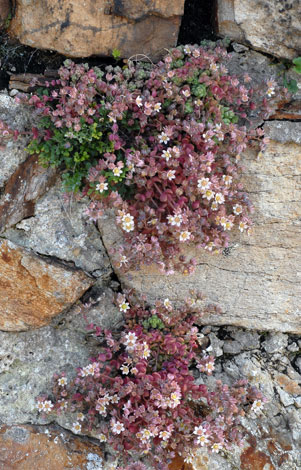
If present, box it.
[292,57,301,74]
[112,48,121,60]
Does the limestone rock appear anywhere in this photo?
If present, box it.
[4,181,112,277]
[216,0,301,60]
[0,94,33,190]
[0,288,121,424]
[0,424,104,470]
[8,0,185,59]
[99,121,301,334]
[0,239,94,331]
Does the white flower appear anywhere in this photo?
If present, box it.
[58,400,68,410]
[154,102,162,112]
[179,231,191,242]
[159,430,171,441]
[72,422,82,434]
[211,442,223,453]
[210,63,219,72]
[96,182,108,193]
[98,433,107,442]
[205,360,215,373]
[162,149,172,161]
[198,178,211,191]
[142,342,151,359]
[42,400,53,413]
[251,399,264,413]
[159,132,170,144]
[224,220,233,231]
[113,167,122,177]
[140,428,152,440]
[166,169,176,180]
[124,332,137,346]
[222,174,232,186]
[120,364,130,375]
[167,213,182,227]
[193,425,208,436]
[119,301,130,312]
[197,434,209,446]
[111,420,125,434]
[239,221,248,232]
[77,413,85,421]
[202,189,215,201]
[136,96,143,107]
[211,201,218,211]
[110,394,120,404]
[164,298,172,309]
[233,204,243,215]
[184,45,192,55]
[182,89,191,97]
[58,377,67,386]
[122,213,134,224]
[121,213,134,232]
[215,193,225,205]
[122,221,134,232]
[36,401,46,412]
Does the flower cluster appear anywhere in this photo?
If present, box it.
[20,44,286,273]
[37,294,265,470]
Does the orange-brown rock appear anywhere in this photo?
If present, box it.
[0,424,103,470]
[275,374,301,395]
[0,239,94,331]
[240,446,275,470]
[8,0,185,59]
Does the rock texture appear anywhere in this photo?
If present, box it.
[99,121,301,334]
[216,0,301,59]
[8,0,185,59]
[0,424,104,470]
[4,182,112,277]
[0,0,9,28]
[0,239,94,331]
[0,94,33,190]
[0,288,122,425]
[0,154,57,233]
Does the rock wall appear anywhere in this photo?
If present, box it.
[8,0,185,59]
[216,0,301,59]
[0,5,301,468]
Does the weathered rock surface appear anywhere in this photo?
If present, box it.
[8,0,185,59]
[0,424,104,470]
[0,239,94,331]
[0,0,9,28]
[4,181,112,277]
[216,0,301,60]
[0,93,33,189]
[0,287,122,425]
[99,121,301,334]
[191,328,301,470]
[0,154,57,233]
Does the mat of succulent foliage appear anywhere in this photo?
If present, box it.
[36,294,265,469]
[6,42,287,275]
